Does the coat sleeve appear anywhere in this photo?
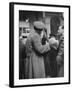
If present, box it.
[32,34,50,54]
[58,34,64,56]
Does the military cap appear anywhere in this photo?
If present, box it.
[34,21,45,30]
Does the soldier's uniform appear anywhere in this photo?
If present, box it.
[25,21,51,79]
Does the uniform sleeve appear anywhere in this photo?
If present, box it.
[58,35,64,56]
[32,34,50,54]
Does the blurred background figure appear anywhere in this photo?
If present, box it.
[19,21,30,79]
[56,25,64,77]
[19,37,27,79]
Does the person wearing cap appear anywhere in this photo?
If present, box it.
[25,21,51,79]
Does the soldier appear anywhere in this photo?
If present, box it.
[25,21,51,79]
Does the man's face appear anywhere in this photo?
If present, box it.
[58,26,64,35]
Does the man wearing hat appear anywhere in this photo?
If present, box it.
[25,21,51,79]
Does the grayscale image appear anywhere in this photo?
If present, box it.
[19,10,64,79]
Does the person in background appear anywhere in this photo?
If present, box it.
[56,25,64,77]
[25,21,51,79]
[48,35,59,77]
[19,37,27,79]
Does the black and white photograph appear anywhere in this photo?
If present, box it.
[19,11,64,79]
[9,2,70,87]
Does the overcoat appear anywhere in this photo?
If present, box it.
[25,31,50,79]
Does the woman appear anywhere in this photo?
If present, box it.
[41,28,51,77]
[48,34,59,77]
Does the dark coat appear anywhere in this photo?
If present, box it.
[25,31,50,79]
[19,39,26,79]
[57,33,64,77]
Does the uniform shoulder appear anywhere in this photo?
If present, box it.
[32,32,39,39]
[26,32,39,42]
